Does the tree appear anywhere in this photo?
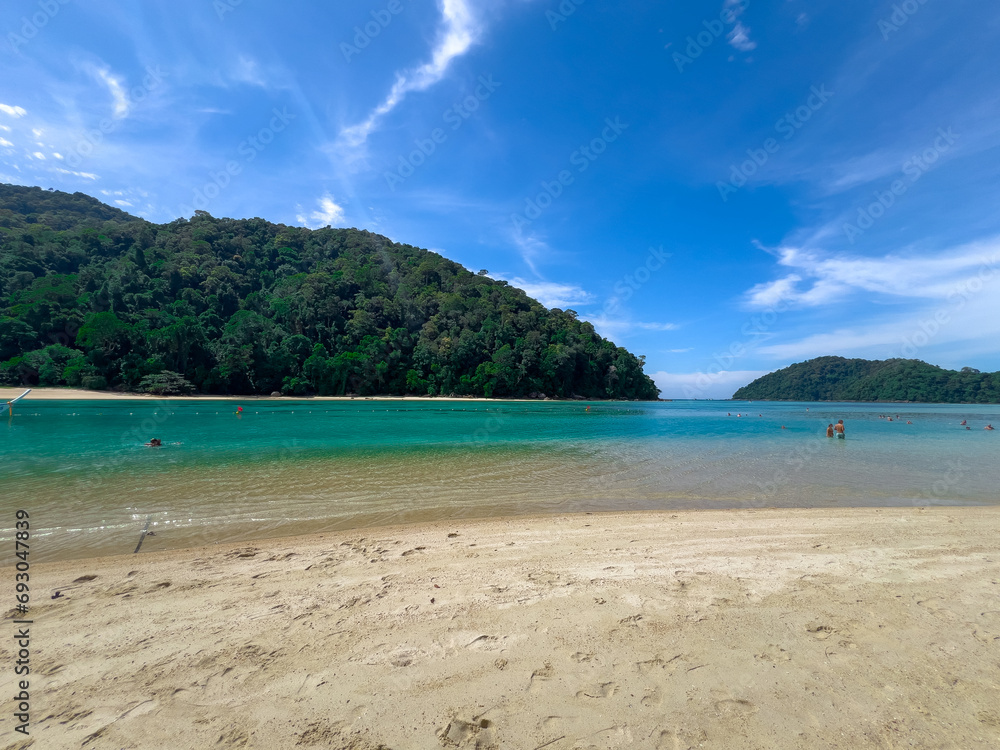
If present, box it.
[138,370,196,395]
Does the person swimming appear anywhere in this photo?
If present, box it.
[145,438,162,447]
[826,424,834,438]
[987,424,995,431]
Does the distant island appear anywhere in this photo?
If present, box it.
[733,356,1000,403]
[0,183,659,400]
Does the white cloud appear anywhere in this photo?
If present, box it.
[496,276,594,309]
[231,56,268,88]
[584,313,678,340]
[54,167,98,179]
[745,239,1000,309]
[52,152,63,159]
[296,193,345,228]
[723,1,756,51]
[0,138,12,148]
[339,0,480,148]
[0,104,27,118]
[650,369,772,399]
[115,199,133,207]
[32,128,43,137]
[636,322,680,331]
[510,229,549,275]
[727,21,757,52]
[95,68,130,118]
[31,151,46,160]
[0,124,11,131]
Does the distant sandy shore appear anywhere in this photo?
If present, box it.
[0,387,550,402]
[8,507,1000,749]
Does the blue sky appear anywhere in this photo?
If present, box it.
[2,0,999,397]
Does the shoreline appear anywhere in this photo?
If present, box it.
[10,506,1000,749]
[0,387,657,402]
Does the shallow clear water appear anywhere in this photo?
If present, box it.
[2,399,997,561]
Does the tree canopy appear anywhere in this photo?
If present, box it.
[0,183,660,400]
[732,356,1000,403]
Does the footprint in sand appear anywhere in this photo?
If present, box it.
[636,654,683,676]
[917,598,957,618]
[753,644,791,662]
[575,682,617,699]
[528,662,554,694]
[641,687,663,708]
[714,698,757,718]
[805,623,834,640]
[656,727,708,749]
[438,717,496,748]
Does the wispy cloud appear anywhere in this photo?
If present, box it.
[584,313,678,340]
[0,104,28,118]
[494,275,594,309]
[724,0,756,52]
[94,68,129,118]
[339,0,480,148]
[745,239,1000,309]
[0,138,12,148]
[54,167,98,179]
[510,228,550,275]
[296,193,345,228]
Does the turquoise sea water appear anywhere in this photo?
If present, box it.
[2,399,998,561]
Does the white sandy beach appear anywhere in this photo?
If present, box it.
[0,387,545,402]
[4,507,999,749]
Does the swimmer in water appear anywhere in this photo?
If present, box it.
[987,424,995,431]
[834,420,845,439]
[145,438,162,447]
[960,420,967,426]
[826,424,834,438]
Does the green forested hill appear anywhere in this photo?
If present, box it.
[0,183,659,399]
[732,356,1000,403]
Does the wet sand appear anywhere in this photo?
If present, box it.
[4,507,999,749]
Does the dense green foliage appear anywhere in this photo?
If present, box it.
[0,183,659,399]
[733,356,1000,403]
